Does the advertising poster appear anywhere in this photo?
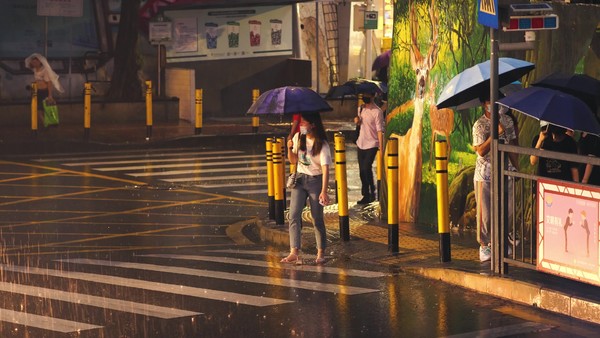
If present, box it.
[537,179,600,286]
[166,5,292,62]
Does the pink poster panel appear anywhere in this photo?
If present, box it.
[537,179,600,286]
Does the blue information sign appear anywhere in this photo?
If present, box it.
[478,0,499,29]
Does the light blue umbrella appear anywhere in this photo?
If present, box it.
[497,87,600,135]
[436,58,535,109]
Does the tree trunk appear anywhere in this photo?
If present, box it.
[107,0,143,100]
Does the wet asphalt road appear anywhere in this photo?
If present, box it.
[0,135,599,337]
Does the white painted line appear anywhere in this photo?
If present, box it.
[0,264,291,307]
[0,308,102,333]
[165,174,266,183]
[441,322,554,338]
[95,159,265,171]
[38,150,242,163]
[233,189,269,194]
[65,154,263,167]
[59,258,379,295]
[141,254,388,278]
[0,282,199,319]
[196,182,266,189]
[130,166,265,177]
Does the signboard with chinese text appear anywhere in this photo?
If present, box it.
[149,21,173,44]
[165,5,292,63]
[37,0,83,17]
[537,179,600,286]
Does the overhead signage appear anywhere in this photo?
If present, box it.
[478,0,498,29]
[149,21,173,44]
[364,11,378,30]
[37,0,83,17]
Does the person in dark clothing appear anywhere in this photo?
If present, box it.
[578,132,600,185]
[530,123,579,182]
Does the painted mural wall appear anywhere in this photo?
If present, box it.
[387,0,600,227]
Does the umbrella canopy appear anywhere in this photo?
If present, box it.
[436,57,535,109]
[372,50,391,71]
[532,73,600,112]
[326,78,387,99]
[246,86,333,115]
[496,87,600,135]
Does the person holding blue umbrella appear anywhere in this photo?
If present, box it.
[472,98,519,262]
[282,113,332,265]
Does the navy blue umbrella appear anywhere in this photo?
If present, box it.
[372,50,391,71]
[532,73,599,112]
[246,86,333,115]
[326,78,387,99]
[436,57,535,109]
[497,87,600,135]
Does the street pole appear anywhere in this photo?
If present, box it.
[490,27,501,274]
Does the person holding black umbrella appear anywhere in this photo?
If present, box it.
[355,90,384,205]
[472,99,519,262]
[282,113,332,265]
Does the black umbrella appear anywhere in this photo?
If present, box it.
[532,73,600,112]
[326,78,387,99]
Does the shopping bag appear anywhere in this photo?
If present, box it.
[43,99,59,127]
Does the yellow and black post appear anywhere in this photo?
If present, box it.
[334,133,350,241]
[272,137,285,225]
[435,140,451,262]
[252,89,260,133]
[84,82,92,140]
[266,137,275,220]
[387,137,399,253]
[195,88,203,134]
[30,82,38,136]
[376,150,382,201]
[145,80,153,140]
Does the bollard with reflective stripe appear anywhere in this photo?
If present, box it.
[334,133,350,241]
[272,138,285,225]
[435,140,451,262]
[266,138,275,220]
[30,82,38,135]
[145,80,153,140]
[84,82,92,140]
[252,89,260,133]
[387,137,399,253]
[195,89,203,134]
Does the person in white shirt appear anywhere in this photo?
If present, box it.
[282,113,332,265]
[354,91,384,204]
[25,53,64,125]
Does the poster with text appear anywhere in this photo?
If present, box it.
[166,5,292,62]
[537,179,600,286]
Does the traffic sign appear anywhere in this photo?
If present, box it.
[478,0,499,29]
[503,14,559,31]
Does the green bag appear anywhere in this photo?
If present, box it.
[43,99,59,127]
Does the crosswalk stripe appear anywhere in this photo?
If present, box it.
[69,154,263,168]
[0,308,102,333]
[95,159,265,171]
[57,258,379,295]
[35,150,242,163]
[234,189,268,194]
[130,166,265,177]
[0,264,291,307]
[196,182,266,189]
[141,254,388,278]
[165,174,266,183]
[0,281,200,319]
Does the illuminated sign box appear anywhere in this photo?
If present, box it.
[504,14,559,31]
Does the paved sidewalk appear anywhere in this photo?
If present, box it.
[2,116,600,326]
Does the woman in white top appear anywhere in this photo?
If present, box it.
[282,113,332,265]
[25,53,64,125]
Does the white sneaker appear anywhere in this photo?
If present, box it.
[479,245,491,262]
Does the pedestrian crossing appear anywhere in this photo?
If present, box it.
[0,249,388,335]
[33,147,342,195]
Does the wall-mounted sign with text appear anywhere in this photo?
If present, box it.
[537,179,600,287]
[165,5,292,63]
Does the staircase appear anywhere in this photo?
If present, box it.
[322,2,340,87]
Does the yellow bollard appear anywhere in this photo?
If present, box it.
[266,138,275,220]
[387,137,399,253]
[195,89,203,134]
[252,89,260,133]
[30,82,38,135]
[145,80,153,140]
[84,82,92,140]
[435,140,451,262]
[335,133,350,241]
[272,137,285,225]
